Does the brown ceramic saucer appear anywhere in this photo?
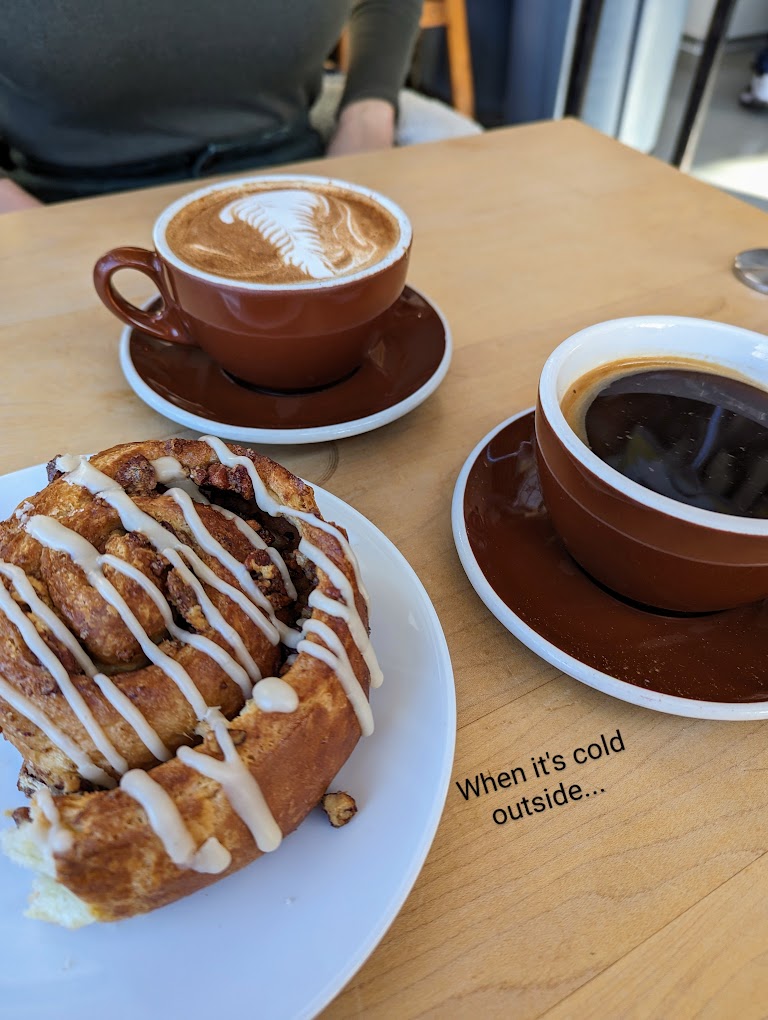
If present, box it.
[451,409,768,720]
[119,285,451,445]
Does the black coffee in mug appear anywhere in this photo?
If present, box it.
[564,360,768,519]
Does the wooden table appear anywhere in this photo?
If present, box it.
[2,119,768,1016]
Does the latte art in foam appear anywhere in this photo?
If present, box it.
[165,180,401,285]
[219,189,378,281]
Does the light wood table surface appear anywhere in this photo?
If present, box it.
[3,119,768,1017]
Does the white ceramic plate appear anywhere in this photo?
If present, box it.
[119,287,452,445]
[452,410,768,721]
[0,464,456,1019]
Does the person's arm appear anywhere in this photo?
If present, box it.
[327,0,421,156]
[326,98,395,156]
[0,177,41,213]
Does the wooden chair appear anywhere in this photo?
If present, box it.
[338,0,475,120]
[419,0,475,119]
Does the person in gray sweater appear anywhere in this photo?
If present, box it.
[0,0,421,211]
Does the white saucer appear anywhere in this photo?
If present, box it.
[119,285,452,445]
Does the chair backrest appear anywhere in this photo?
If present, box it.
[338,0,475,119]
[420,0,474,119]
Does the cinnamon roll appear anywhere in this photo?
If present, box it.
[0,437,380,926]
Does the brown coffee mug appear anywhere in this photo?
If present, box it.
[534,316,768,613]
[93,174,412,392]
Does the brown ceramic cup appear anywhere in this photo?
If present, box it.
[93,174,412,391]
[534,316,768,613]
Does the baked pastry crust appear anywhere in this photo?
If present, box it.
[0,437,378,924]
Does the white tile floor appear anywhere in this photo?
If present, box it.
[655,44,768,212]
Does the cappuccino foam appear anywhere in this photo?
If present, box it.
[165,181,401,285]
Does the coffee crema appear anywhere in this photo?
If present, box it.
[563,359,768,519]
[165,181,400,285]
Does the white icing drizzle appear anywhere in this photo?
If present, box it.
[0,562,95,675]
[54,455,285,859]
[32,788,74,854]
[291,509,369,605]
[199,436,382,698]
[299,619,374,736]
[54,453,90,474]
[150,456,188,485]
[1,441,377,874]
[60,459,283,647]
[91,672,171,763]
[151,452,296,597]
[200,436,369,604]
[252,676,299,713]
[213,504,297,601]
[199,434,375,642]
[0,560,172,765]
[106,550,254,701]
[181,546,282,645]
[0,570,128,776]
[120,769,231,874]
[165,554,258,689]
[150,454,296,599]
[0,674,113,788]
[301,541,383,689]
[178,710,282,853]
[14,500,34,522]
[165,487,276,617]
[150,453,211,504]
[199,437,288,517]
[174,477,212,502]
[36,787,60,825]
[25,516,210,721]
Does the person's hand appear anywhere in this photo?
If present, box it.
[0,178,41,213]
[327,98,396,156]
